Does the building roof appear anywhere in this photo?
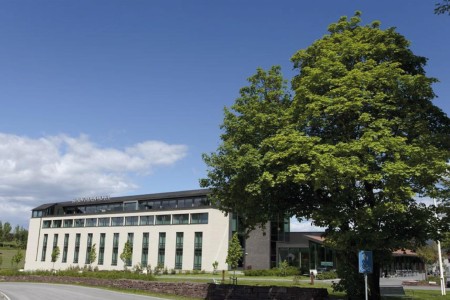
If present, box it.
[392,249,418,257]
[304,234,325,243]
[32,203,57,210]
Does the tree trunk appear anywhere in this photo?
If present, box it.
[369,261,381,300]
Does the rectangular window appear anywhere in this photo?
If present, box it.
[112,233,119,266]
[155,215,171,225]
[85,233,93,264]
[193,232,202,270]
[158,232,166,266]
[53,234,59,249]
[98,217,110,227]
[177,198,192,208]
[32,210,43,218]
[141,232,149,266]
[74,219,85,227]
[74,233,80,263]
[140,215,154,226]
[62,234,69,263]
[86,218,97,227]
[41,234,48,261]
[175,232,183,270]
[98,233,105,265]
[125,216,138,226]
[52,220,62,228]
[172,214,189,225]
[111,217,124,226]
[43,220,51,228]
[191,213,208,224]
[123,201,137,211]
[63,219,73,228]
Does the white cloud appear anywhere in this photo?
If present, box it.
[0,133,188,227]
[290,217,325,232]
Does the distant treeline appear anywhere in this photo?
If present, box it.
[0,221,28,249]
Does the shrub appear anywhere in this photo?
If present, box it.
[243,266,299,277]
[0,268,156,281]
[316,270,338,280]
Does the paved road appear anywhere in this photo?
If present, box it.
[0,282,168,300]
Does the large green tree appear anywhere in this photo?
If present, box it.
[435,0,450,15]
[2,222,11,242]
[202,12,450,299]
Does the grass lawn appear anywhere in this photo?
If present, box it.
[155,274,450,299]
[0,248,25,270]
[404,290,450,299]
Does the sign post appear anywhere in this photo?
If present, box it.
[359,250,373,300]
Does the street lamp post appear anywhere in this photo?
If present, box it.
[434,198,446,296]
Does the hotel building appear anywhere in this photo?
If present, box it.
[25,190,230,271]
[25,189,291,272]
[25,188,424,275]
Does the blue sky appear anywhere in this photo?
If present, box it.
[0,1,449,229]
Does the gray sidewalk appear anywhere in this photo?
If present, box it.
[380,273,449,291]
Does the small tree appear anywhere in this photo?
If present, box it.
[279,259,289,276]
[11,250,24,269]
[88,243,97,268]
[212,260,219,274]
[51,246,60,270]
[226,232,243,277]
[120,241,133,270]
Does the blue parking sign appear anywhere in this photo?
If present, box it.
[359,251,373,274]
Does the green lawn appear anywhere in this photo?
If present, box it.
[0,248,25,270]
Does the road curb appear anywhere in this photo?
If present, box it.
[0,291,10,300]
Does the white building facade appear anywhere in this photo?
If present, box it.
[24,190,232,272]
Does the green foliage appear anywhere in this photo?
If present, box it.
[226,233,243,274]
[316,270,338,280]
[435,0,450,15]
[0,221,28,248]
[279,260,289,276]
[153,263,164,275]
[243,266,299,277]
[10,250,23,269]
[51,246,60,263]
[0,248,25,270]
[0,268,156,281]
[202,11,450,299]
[416,242,439,269]
[212,260,219,274]
[2,222,12,242]
[88,243,97,265]
[120,241,133,268]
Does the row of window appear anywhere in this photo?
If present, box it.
[42,213,208,229]
[32,197,210,218]
[41,231,203,270]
